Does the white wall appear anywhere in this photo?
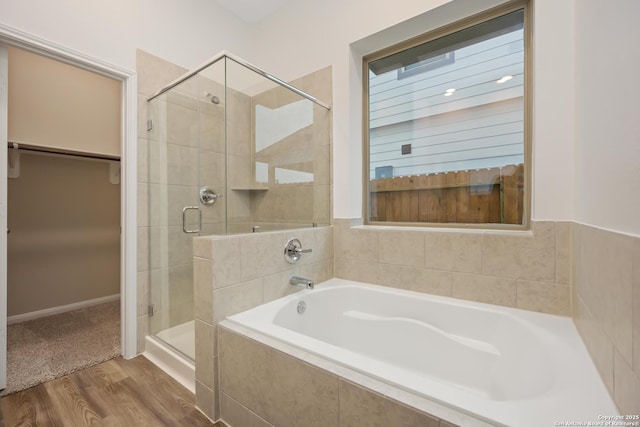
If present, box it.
[250,0,577,221]
[0,0,253,72]
[574,0,640,236]
[532,0,575,222]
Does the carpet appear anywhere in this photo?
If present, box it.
[2,300,120,396]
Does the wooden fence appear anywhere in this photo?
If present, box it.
[369,164,524,224]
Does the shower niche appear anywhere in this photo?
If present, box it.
[144,52,331,361]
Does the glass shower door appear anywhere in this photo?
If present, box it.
[146,58,226,360]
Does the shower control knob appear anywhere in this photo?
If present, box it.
[284,238,312,263]
[200,188,222,205]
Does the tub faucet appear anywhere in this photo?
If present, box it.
[290,275,314,290]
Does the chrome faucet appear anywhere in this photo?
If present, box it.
[290,275,314,290]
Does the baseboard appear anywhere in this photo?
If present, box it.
[7,294,120,325]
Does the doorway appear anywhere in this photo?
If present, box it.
[0,23,137,392]
[2,46,121,394]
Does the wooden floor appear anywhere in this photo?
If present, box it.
[0,356,216,427]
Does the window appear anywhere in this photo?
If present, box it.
[364,1,529,227]
[397,52,455,80]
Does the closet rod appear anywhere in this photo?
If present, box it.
[7,142,119,162]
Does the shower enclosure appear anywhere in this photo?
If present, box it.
[145,53,331,361]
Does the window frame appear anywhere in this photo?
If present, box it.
[362,0,531,230]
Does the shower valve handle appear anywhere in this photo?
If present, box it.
[284,238,312,263]
[200,187,222,205]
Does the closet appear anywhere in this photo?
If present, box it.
[7,44,121,319]
[3,45,121,393]
[7,150,120,319]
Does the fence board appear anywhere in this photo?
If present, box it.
[455,170,470,223]
[445,172,457,222]
[369,164,524,224]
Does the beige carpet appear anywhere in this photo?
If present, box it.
[3,300,120,396]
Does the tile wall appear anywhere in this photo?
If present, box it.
[138,50,232,348]
[247,67,332,231]
[136,51,332,354]
[573,223,640,414]
[193,226,334,420]
[217,324,465,427]
[225,83,253,232]
[334,219,572,316]
[136,50,191,353]
[213,219,639,422]
[225,66,332,234]
[332,218,639,413]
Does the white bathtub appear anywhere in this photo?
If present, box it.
[227,278,618,427]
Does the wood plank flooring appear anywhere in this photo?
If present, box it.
[0,356,217,427]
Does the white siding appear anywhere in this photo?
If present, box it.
[369,29,524,176]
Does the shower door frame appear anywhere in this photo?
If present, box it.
[0,23,138,368]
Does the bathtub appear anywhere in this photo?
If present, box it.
[226,278,618,427]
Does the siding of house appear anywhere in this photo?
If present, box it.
[369,29,524,177]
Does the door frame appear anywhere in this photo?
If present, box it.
[0,23,138,359]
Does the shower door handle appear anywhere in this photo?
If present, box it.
[182,206,201,234]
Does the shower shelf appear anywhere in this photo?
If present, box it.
[231,187,269,191]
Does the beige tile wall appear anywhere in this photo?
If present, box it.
[573,223,640,414]
[333,218,639,413]
[218,325,457,427]
[334,219,571,316]
[226,86,253,231]
[193,226,334,420]
[138,50,232,351]
[138,53,332,353]
[245,66,332,232]
[137,50,190,353]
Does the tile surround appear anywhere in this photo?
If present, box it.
[218,325,462,427]
[194,226,334,421]
[137,52,333,354]
[516,280,570,315]
[271,351,340,427]
[339,380,440,427]
[247,67,332,230]
[613,349,640,416]
[219,324,274,421]
[334,219,570,315]
[633,238,640,386]
[424,231,482,274]
[220,393,272,427]
[209,220,640,426]
[451,272,517,307]
[482,221,556,282]
[137,50,198,351]
[332,218,640,414]
[573,223,640,414]
[198,218,640,421]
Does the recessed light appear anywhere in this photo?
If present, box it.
[497,75,513,84]
[444,88,456,96]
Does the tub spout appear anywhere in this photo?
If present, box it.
[290,275,314,290]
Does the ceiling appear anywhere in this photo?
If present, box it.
[216,0,291,23]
